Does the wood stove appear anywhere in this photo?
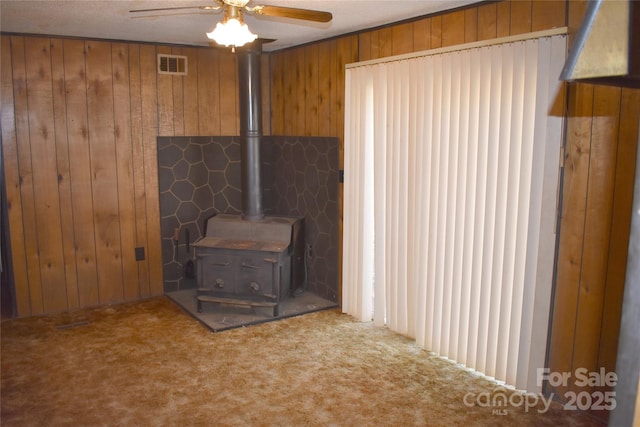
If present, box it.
[193,41,305,316]
[194,214,304,316]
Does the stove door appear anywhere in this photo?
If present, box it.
[237,253,277,299]
[198,252,237,294]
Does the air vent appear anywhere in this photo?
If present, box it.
[158,54,187,75]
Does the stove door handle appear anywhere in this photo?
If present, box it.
[211,262,230,267]
[263,258,277,264]
[241,262,260,269]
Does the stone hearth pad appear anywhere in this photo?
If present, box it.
[166,289,338,332]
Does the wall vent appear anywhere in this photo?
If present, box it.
[158,54,187,75]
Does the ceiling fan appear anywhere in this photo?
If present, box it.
[130,0,333,51]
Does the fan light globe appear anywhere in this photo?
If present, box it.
[207,17,257,48]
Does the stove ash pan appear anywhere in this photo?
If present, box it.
[193,214,305,316]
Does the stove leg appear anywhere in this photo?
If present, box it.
[273,304,279,317]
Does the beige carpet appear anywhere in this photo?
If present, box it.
[1,297,604,426]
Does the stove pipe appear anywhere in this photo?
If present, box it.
[237,41,264,221]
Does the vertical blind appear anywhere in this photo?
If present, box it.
[342,32,566,393]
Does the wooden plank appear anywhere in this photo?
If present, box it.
[598,88,640,379]
[139,44,164,296]
[12,37,45,315]
[24,35,68,310]
[63,39,100,307]
[1,35,31,316]
[510,0,533,35]
[477,3,498,41]
[442,10,466,47]
[85,40,124,304]
[270,51,284,135]
[547,82,594,398]
[496,1,511,38]
[358,31,372,61]
[329,37,339,158]
[334,36,357,144]
[50,38,79,310]
[156,45,174,136]
[391,22,414,56]
[197,48,217,135]
[464,8,478,43]
[568,0,588,46]
[574,85,620,371]
[572,84,621,405]
[128,43,148,298]
[294,47,306,135]
[378,27,393,58]
[218,50,238,136]
[317,41,332,137]
[532,0,566,31]
[111,42,140,302]
[170,46,185,136]
[430,15,443,49]
[369,29,380,60]
[182,47,200,136]
[261,54,271,136]
[209,48,222,135]
[305,44,320,136]
[413,18,431,52]
[282,50,295,135]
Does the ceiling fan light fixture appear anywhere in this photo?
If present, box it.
[206,7,257,50]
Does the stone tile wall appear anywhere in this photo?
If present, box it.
[157,136,339,302]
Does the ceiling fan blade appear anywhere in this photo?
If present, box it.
[247,5,332,23]
[129,5,221,14]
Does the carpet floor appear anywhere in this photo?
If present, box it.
[1,297,604,426]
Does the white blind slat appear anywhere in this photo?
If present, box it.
[343,33,566,394]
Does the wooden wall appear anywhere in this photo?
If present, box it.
[268,0,640,416]
[1,37,240,316]
[546,1,640,416]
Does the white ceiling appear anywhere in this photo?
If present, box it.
[0,0,480,52]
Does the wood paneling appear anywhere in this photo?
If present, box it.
[128,43,149,299]
[477,3,498,41]
[598,88,640,371]
[2,36,30,316]
[392,22,414,55]
[182,47,200,136]
[50,38,79,310]
[24,37,67,313]
[464,8,478,43]
[1,36,240,316]
[442,10,466,47]
[64,39,100,308]
[86,40,124,304]
[546,3,639,421]
[219,50,238,135]
[413,18,432,52]
[112,42,139,302]
[548,83,594,398]
[549,82,639,421]
[532,0,566,31]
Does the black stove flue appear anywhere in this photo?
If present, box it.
[238,41,264,221]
